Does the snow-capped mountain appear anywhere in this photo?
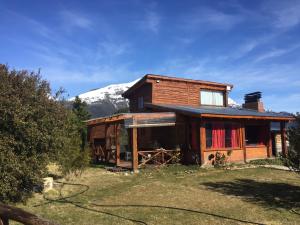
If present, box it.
[69,78,238,118]
[69,79,140,105]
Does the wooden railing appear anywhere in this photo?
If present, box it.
[0,203,59,225]
[138,148,180,167]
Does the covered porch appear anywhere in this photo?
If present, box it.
[87,112,182,171]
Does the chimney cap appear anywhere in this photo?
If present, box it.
[244,91,262,103]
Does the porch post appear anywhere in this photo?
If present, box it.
[241,122,247,162]
[104,124,109,162]
[115,123,120,166]
[199,121,206,165]
[280,121,287,156]
[132,127,138,172]
[267,122,272,158]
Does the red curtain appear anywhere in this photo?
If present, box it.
[212,123,225,148]
[231,124,240,148]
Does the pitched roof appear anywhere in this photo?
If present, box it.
[146,103,293,121]
[122,74,233,97]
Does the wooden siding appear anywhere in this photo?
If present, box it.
[129,83,152,112]
[204,149,245,164]
[151,79,227,107]
[246,146,268,160]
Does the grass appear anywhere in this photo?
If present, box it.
[248,158,285,166]
[16,165,300,225]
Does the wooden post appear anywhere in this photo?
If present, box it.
[241,122,247,162]
[132,127,138,172]
[267,122,272,158]
[0,203,58,225]
[280,121,287,156]
[115,123,120,166]
[104,124,109,162]
[199,121,206,165]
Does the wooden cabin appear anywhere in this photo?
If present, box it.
[87,74,293,171]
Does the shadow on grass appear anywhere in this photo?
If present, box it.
[35,181,265,225]
[201,179,300,210]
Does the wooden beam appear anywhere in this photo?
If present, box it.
[115,124,120,166]
[267,122,272,158]
[199,121,206,165]
[127,122,176,128]
[241,123,247,162]
[132,127,138,172]
[0,203,58,225]
[280,121,287,156]
[201,114,293,121]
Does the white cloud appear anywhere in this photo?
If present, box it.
[183,7,243,31]
[254,43,300,62]
[263,0,300,29]
[96,41,129,59]
[138,8,160,34]
[60,10,92,30]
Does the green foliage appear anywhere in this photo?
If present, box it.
[0,65,90,203]
[249,158,284,166]
[55,112,90,177]
[72,96,90,150]
[209,150,232,168]
[285,113,300,171]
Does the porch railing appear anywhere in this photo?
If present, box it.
[138,148,180,168]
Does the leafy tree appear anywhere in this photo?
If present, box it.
[285,113,300,172]
[0,65,90,203]
[72,96,90,150]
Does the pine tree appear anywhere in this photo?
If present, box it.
[72,96,90,150]
[286,113,300,171]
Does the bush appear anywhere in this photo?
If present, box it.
[0,65,90,203]
[285,113,300,171]
[209,150,232,168]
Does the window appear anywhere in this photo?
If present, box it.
[205,122,240,149]
[225,124,232,148]
[138,96,144,109]
[205,123,213,148]
[200,90,224,106]
[245,125,268,146]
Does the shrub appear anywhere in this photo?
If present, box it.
[209,150,232,168]
[284,113,300,171]
[0,65,90,203]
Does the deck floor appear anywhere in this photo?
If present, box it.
[119,160,132,169]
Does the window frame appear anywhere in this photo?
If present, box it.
[205,122,241,150]
[200,90,225,107]
[245,124,268,147]
[138,96,144,109]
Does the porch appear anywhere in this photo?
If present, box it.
[87,112,182,171]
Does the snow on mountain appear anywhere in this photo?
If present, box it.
[69,79,140,105]
[228,97,239,107]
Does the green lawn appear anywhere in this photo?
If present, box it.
[17,165,300,225]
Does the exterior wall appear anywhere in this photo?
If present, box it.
[200,119,272,165]
[204,149,245,164]
[246,146,268,160]
[88,124,106,140]
[151,79,227,107]
[129,83,152,112]
[127,78,228,112]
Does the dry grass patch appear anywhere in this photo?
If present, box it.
[14,165,300,225]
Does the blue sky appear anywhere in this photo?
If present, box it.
[0,0,300,112]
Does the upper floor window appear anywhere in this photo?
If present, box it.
[200,90,224,106]
[138,96,144,109]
